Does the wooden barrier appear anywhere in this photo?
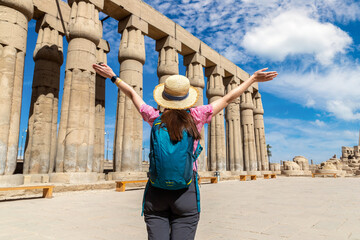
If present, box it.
[312,173,337,178]
[0,185,54,198]
[240,175,257,181]
[264,174,277,179]
[198,177,218,184]
[115,180,148,192]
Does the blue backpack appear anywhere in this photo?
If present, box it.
[148,113,203,190]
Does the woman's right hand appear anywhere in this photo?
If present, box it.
[251,68,278,83]
[92,63,116,79]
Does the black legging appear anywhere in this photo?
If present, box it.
[143,174,200,240]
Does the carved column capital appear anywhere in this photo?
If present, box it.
[67,1,102,45]
[0,0,34,20]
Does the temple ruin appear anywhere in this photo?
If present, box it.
[0,0,271,186]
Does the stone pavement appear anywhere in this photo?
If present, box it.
[1,177,360,240]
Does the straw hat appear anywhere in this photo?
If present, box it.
[153,75,199,109]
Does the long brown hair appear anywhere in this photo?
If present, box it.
[161,109,201,142]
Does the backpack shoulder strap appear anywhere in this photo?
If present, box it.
[153,113,162,128]
[193,142,203,161]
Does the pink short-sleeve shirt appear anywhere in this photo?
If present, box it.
[140,104,213,171]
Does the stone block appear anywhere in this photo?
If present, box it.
[183,52,205,66]
[23,175,32,184]
[67,0,104,10]
[175,24,200,55]
[49,172,99,184]
[97,173,105,181]
[0,174,24,187]
[104,0,141,19]
[107,171,147,181]
[200,42,220,67]
[0,0,34,20]
[118,15,148,34]
[140,2,175,39]
[97,39,110,52]
[205,65,224,77]
[246,171,262,176]
[36,14,66,35]
[236,66,250,81]
[33,0,70,21]
[23,174,50,183]
[0,20,28,52]
[220,55,236,76]
[156,36,181,52]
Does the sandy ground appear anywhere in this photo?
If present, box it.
[1,176,360,240]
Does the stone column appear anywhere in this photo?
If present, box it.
[156,36,180,84]
[93,39,109,173]
[23,15,64,174]
[184,53,206,171]
[241,90,257,171]
[225,76,243,171]
[113,15,147,172]
[0,0,33,175]
[253,92,269,171]
[55,0,101,173]
[206,66,226,171]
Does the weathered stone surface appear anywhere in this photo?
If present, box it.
[156,36,180,86]
[24,18,63,175]
[49,172,99,183]
[206,66,226,171]
[224,76,243,171]
[241,91,257,171]
[0,174,23,186]
[0,1,31,175]
[253,92,268,171]
[185,52,206,171]
[114,18,145,172]
[93,37,108,173]
[56,1,100,173]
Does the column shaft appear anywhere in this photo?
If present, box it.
[253,92,268,170]
[206,66,225,171]
[93,39,109,173]
[156,36,180,84]
[184,53,206,171]
[24,21,63,174]
[114,17,146,172]
[56,1,101,172]
[0,1,33,175]
[225,77,243,171]
[241,91,257,171]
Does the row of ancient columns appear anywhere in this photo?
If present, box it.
[0,0,268,177]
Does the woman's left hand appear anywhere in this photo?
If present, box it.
[251,68,278,83]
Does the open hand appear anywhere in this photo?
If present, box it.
[92,63,116,79]
[252,68,278,83]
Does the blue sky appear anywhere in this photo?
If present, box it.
[20,0,360,164]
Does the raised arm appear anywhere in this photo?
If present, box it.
[211,68,277,116]
[92,63,145,113]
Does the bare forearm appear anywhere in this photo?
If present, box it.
[223,76,255,104]
[211,76,255,115]
[114,77,145,112]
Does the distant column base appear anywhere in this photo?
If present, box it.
[282,170,312,176]
[49,172,102,184]
[0,175,24,187]
[106,171,148,181]
[23,174,49,184]
[246,171,262,176]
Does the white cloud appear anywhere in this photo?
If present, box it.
[143,0,359,64]
[262,62,360,121]
[242,11,352,65]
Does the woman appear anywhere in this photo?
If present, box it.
[92,63,277,240]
